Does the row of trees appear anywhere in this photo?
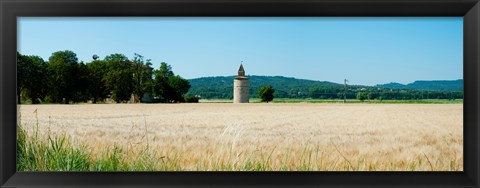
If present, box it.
[256,84,461,103]
[188,85,462,100]
[297,86,463,100]
[271,86,463,100]
[17,51,191,104]
[349,88,463,101]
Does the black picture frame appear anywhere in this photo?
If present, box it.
[1,0,479,187]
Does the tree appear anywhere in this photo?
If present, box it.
[17,53,47,104]
[356,92,367,102]
[259,85,275,103]
[46,50,79,104]
[17,52,32,104]
[104,53,129,62]
[110,69,134,102]
[367,92,374,100]
[131,53,154,102]
[153,62,173,100]
[71,62,91,103]
[87,60,109,103]
[104,53,134,103]
[167,75,191,102]
[153,62,191,103]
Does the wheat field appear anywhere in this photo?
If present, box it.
[18,103,463,171]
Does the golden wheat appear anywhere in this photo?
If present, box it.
[18,103,463,171]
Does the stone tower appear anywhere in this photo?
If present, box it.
[233,63,249,103]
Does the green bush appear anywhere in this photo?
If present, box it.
[356,92,367,102]
[259,85,275,103]
[184,95,200,103]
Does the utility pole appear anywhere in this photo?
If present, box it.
[344,79,348,103]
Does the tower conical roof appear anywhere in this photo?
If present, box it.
[238,63,245,76]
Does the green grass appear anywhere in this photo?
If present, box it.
[17,126,91,171]
[17,124,168,171]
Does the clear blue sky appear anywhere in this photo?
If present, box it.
[18,17,462,86]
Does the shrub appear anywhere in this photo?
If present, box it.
[184,95,200,103]
[259,85,275,103]
[356,92,367,102]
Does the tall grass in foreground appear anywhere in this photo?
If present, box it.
[17,124,162,171]
[17,123,462,171]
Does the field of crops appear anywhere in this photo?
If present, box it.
[17,103,463,171]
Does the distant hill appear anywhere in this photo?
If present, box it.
[376,79,463,91]
[187,76,463,100]
[187,75,344,99]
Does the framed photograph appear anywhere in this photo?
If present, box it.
[1,0,479,187]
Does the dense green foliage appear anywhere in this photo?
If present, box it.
[46,50,79,104]
[152,62,191,103]
[356,92,367,102]
[17,52,48,104]
[184,95,200,103]
[132,54,155,102]
[259,85,275,103]
[17,51,190,104]
[86,60,109,103]
[187,76,463,100]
